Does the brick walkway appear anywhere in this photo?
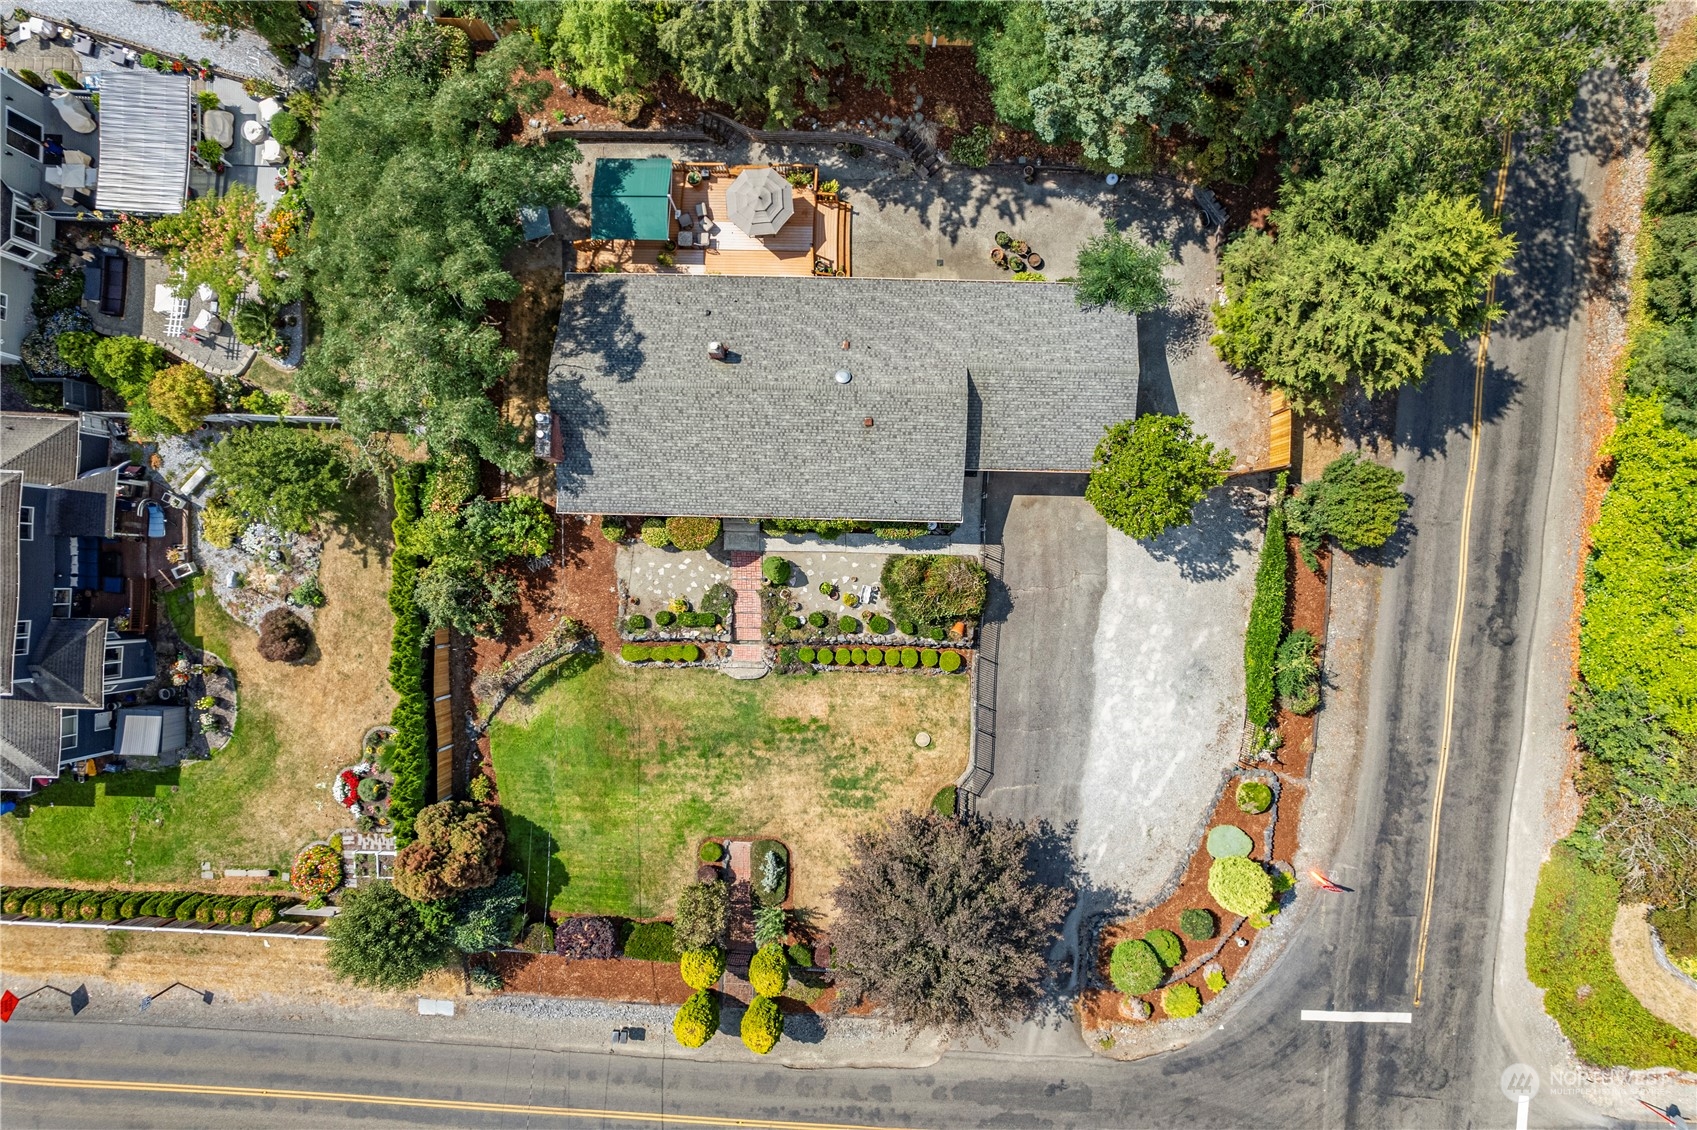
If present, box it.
[725,838,756,976]
[729,551,764,643]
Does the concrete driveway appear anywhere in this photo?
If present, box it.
[976,473,1260,913]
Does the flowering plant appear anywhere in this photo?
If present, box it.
[290,844,343,896]
[335,768,360,806]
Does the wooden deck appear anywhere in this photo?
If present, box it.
[572,163,850,278]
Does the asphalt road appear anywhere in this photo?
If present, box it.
[0,86,1633,1130]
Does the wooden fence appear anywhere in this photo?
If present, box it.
[432,629,454,803]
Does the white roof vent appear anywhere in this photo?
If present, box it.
[834,369,852,385]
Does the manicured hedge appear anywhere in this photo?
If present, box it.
[1244,503,1289,729]
[741,994,783,1054]
[0,886,294,928]
[866,647,883,666]
[679,945,727,990]
[386,468,430,844]
[748,942,790,997]
[622,643,701,663]
[850,648,866,664]
[920,648,939,668]
[868,614,893,634]
[798,646,816,663]
[838,615,860,634]
[940,650,963,672]
[1526,848,1697,1071]
[656,610,676,627]
[901,648,919,668]
[622,920,678,961]
[640,518,671,548]
[673,988,718,1047]
[627,614,649,631]
[833,647,851,665]
[1109,938,1163,994]
[762,556,793,585]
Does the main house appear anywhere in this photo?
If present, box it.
[547,274,1140,524]
[1,412,181,793]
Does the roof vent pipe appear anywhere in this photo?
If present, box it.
[834,369,852,384]
[708,341,727,361]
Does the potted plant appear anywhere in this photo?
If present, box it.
[994,231,1012,248]
[1010,256,1027,272]
[990,246,1008,267]
[1013,240,1030,257]
[685,168,702,187]
[1027,252,1044,270]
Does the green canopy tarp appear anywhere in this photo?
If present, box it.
[590,157,673,241]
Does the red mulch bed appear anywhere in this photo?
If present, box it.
[493,953,692,1003]
[1271,537,1330,779]
[469,518,618,676]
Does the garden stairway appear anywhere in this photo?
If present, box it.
[723,547,770,679]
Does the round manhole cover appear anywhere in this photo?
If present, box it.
[915,731,932,748]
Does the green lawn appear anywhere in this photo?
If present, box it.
[4,583,294,883]
[488,657,968,920]
[1526,847,1697,1071]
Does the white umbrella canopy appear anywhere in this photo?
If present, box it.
[725,167,796,236]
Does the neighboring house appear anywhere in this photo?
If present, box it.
[548,275,1140,522]
[0,411,180,793]
[1,66,191,367]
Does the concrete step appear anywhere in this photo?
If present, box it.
[722,661,769,680]
[722,519,762,553]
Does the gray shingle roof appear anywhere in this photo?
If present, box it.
[27,618,107,708]
[0,413,80,485]
[0,698,62,792]
[549,275,1139,522]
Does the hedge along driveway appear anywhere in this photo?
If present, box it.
[1,521,398,884]
[487,657,967,920]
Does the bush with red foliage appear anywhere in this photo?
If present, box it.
[392,800,504,901]
[257,607,312,663]
[554,916,617,960]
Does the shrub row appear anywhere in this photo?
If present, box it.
[1243,501,1288,729]
[386,468,430,843]
[762,518,951,542]
[621,920,679,961]
[1,886,292,929]
[621,643,702,663]
[788,645,965,671]
[632,611,720,633]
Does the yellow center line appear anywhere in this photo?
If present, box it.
[0,1073,916,1130]
[1412,131,1514,1009]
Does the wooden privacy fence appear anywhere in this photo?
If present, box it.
[432,630,454,803]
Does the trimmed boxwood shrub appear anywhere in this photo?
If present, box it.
[665,516,721,551]
[838,615,860,634]
[807,611,828,629]
[920,648,939,668]
[622,920,678,961]
[1209,856,1275,917]
[798,647,816,663]
[814,648,832,666]
[680,945,727,989]
[748,942,789,997]
[699,840,724,863]
[1109,938,1164,994]
[673,988,719,1047]
[901,647,919,668]
[898,619,917,635]
[1162,983,1202,1019]
[924,624,948,641]
[621,644,651,661]
[868,614,892,634]
[762,556,793,585]
[600,515,627,543]
[741,994,783,1054]
[866,647,883,666]
[833,647,851,665]
[940,650,964,672]
[627,614,650,631]
[1145,928,1183,968]
[1236,780,1273,814]
[782,614,801,630]
[1179,908,1217,941]
[655,610,676,627]
[640,518,671,548]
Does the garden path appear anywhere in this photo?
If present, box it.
[725,839,756,977]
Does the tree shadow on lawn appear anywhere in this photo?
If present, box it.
[504,808,571,921]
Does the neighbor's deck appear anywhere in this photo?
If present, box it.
[573,163,850,278]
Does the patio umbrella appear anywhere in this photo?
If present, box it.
[725,167,795,236]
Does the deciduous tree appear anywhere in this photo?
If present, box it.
[830,811,1070,1040]
[393,801,506,901]
[1085,414,1232,541]
[148,363,217,434]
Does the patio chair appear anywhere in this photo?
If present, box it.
[72,32,94,55]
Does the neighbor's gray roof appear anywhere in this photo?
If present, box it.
[96,71,191,215]
[27,618,107,707]
[0,413,80,485]
[549,275,1139,521]
[0,471,20,695]
[0,698,61,792]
